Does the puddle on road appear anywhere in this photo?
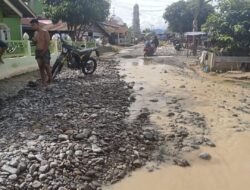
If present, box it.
[106,133,250,190]
[105,56,250,190]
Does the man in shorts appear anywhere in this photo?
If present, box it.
[0,40,8,64]
[30,19,52,86]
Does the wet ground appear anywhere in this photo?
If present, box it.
[0,58,166,189]
[105,44,250,190]
[1,44,250,189]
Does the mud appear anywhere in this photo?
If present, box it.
[1,45,250,190]
[105,45,250,190]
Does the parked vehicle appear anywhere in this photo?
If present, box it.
[173,39,182,51]
[52,39,99,79]
[144,40,156,57]
[174,43,182,51]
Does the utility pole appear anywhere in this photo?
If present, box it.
[192,0,213,55]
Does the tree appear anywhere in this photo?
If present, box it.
[202,0,250,55]
[43,0,110,40]
[189,0,214,31]
[163,0,214,33]
[163,0,193,34]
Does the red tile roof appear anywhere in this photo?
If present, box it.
[21,18,67,31]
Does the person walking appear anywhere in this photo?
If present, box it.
[30,19,52,86]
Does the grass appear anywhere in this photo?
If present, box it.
[111,47,119,53]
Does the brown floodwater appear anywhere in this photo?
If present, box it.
[104,56,250,190]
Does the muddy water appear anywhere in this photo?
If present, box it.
[105,56,250,190]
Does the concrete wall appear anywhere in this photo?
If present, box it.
[0,53,58,80]
[207,53,250,72]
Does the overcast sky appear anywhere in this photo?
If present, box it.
[111,0,178,30]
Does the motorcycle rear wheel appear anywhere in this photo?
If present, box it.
[52,59,63,79]
[82,58,97,75]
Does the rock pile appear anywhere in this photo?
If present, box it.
[0,61,163,189]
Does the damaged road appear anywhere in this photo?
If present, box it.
[0,59,165,189]
[1,44,250,190]
[106,44,250,190]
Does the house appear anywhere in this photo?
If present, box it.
[0,0,35,41]
[22,18,130,45]
[21,18,111,41]
[97,15,130,45]
[98,22,128,45]
[21,1,129,45]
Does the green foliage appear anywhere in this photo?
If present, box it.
[111,46,119,53]
[163,0,214,33]
[43,0,110,40]
[202,0,250,55]
[163,0,193,33]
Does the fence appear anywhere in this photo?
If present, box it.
[204,53,250,72]
[4,40,30,58]
[3,40,96,58]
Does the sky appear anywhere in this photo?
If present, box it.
[111,0,178,30]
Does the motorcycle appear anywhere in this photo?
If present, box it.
[52,39,99,79]
[174,43,182,51]
[173,39,182,51]
[144,40,156,57]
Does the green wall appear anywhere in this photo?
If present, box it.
[0,8,3,20]
[0,7,21,40]
[3,17,21,40]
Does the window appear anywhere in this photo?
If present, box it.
[0,23,11,41]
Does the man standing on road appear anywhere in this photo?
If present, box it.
[0,40,8,64]
[30,19,52,86]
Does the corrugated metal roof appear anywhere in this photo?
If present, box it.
[184,32,206,36]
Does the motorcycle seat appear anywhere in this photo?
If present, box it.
[74,48,96,56]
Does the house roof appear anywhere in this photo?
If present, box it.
[99,22,128,35]
[184,32,206,36]
[1,0,36,18]
[22,18,46,28]
[22,18,68,31]
[22,18,128,38]
[42,21,68,32]
[22,19,105,35]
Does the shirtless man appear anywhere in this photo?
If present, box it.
[30,19,52,86]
